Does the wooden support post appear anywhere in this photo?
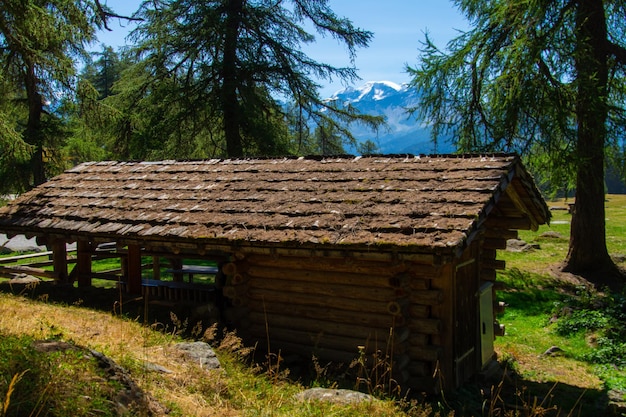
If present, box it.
[170,258,183,282]
[126,244,142,294]
[152,256,161,280]
[52,239,68,283]
[77,240,93,288]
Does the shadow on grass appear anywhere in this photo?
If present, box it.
[449,363,611,417]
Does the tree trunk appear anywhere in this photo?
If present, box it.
[24,61,46,186]
[565,0,619,283]
[222,0,244,157]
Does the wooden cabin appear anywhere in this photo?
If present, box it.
[0,154,550,391]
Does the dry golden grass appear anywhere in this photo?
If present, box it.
[0,291,414,417]
[0,292,231,416]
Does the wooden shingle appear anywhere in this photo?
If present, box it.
[0,154,549,254]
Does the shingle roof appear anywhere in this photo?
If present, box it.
[0,154,549,253]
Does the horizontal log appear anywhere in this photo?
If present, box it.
[247,325,406,356]
[408,318,441,335]
[241,247,437,265]
[483,228,518,240]
[0,265,59,279]
[408,304,429,318]
[483,237,508,250]
[409,290,443,306]
[222,307,249,322]
[485,215,532,230]
[482,258,506,270]
[407,376,439,394]
[409,279,430,291]
[245,286,408,316]
[480,269,496,282]
[245,300,405,328]
[239,337,359,364]
[246,275,408,302]
[408,346,442,363]
[407,361,429,377]
[0,251,53,263]
[246,265,408,289]
[246,311,406,344]
[409,334,429,347]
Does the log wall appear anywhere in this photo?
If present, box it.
[221,251,449,391]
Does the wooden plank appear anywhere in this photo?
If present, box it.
[126,244,142,294]
[76,240,93,288]
[52,240,68,282]
[0,251,53,263]
[0,265,59,279]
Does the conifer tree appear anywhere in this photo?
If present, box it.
[409,0,626,285]
[123,0,382,157]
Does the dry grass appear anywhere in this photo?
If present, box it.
[0,291,414,416]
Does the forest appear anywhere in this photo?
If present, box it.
[1,0,626,285]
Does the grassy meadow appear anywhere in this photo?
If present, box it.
[0,196,625,416]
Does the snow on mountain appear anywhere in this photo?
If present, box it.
[326,81,454,155]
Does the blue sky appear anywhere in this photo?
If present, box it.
[95,1,469,97]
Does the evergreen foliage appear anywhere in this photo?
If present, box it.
[408,0,626,281]
[104,0,383,159]
[0,0,108,191]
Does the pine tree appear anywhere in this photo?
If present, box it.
[121,0,383,158]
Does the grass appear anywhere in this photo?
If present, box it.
[1,196,625,416]
[493,195,626,410]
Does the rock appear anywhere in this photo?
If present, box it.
[539,346,563,357]
[506,239,539,252]
[142,361,174,374]
[9,274,41,285]
[175,341,221,370]
[539,231,564,239]
[295,387,375,404]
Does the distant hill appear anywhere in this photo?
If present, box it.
[325,81,454,154]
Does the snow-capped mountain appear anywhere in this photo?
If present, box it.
[326,81,453,154]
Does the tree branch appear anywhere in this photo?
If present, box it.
[94,0,143,31]
[607,40,626,66]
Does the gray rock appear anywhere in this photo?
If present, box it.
[9,274,41,285]
[539,231,565,239]
[295,388,375,404]
[142,361,174,374]
[506,239,539,252]
[175,341,221,369]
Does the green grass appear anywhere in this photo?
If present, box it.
[494,197,626,399]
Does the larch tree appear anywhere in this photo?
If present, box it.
[408,0,626,287]
[0,0,116,190]
[122,0,383,158]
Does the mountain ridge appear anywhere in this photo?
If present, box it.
[326,81,453,154]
